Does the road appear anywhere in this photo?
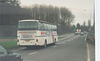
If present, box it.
[12,34,95,61]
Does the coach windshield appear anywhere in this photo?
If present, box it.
[18,21,38,30]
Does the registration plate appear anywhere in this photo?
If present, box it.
[21,34,33,38]
[25,40,30,42]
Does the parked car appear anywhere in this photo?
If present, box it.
[80,32,84,35]
[86,27,95,44]
[74,29,81,35]
[74,32,81,35]
[74,32,79,35]
[84,31,87,34]
[0,45,23,61]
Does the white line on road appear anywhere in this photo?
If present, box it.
[53,46,57,47]
[84,36,90,61]
[86,43,90,61]
[59,34,74,41]
[29,52,37,55]
[71,39,74,41]
[56,35,80,45]
[63,42,65,44]
[67,40,71,42]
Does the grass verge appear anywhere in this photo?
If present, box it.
[58,32,73,39]
[0,37,16,39]
[0,32,73,49]
[0,40,17,49]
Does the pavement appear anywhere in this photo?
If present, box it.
[11,33,95,61]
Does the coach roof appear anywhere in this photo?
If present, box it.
[19,19,40,22]
[18,19,56,25]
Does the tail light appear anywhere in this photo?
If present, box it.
[36,39,38,42]
[17,39,19,42]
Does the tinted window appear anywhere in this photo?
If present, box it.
[18,21,38,30]
[54,26,57,31]
[38,23,42,30]
[47,24,50,31]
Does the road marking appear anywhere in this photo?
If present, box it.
[86,43,90,61]
[29,52,37,55]
[84,37,87,42]
[59,34,74,41]
[85,36,90,61]
[56,42,63,44]
[57,35,80,44]
[67,40,71,42]
[59,37,69,41]
[71,38,74,41]
[53,46,57,47]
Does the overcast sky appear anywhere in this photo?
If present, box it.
[20,0,94,25]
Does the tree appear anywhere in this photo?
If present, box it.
[88,19,91,28]
[39,5,47,20]
[82,21,88,31]
[77,23,81,29]
[83,21,86,27]
[60,7,69,23]
[60,7,74,28]
[0,0,20,6]
[53,7,60,25]
[72,25,76,32]
[46,5,55,22]
[0,3,75,37]
[32,4,39,20]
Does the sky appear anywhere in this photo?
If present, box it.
[20,0,94,26]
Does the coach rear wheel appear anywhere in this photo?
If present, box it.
[54,38,56,44]
[44,41,47,48]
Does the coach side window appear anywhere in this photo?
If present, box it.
[47,24,49,31]
[39,23,42,31]
[42,23,44,31]
[53,25,54,31]
[54,26,57,31]
[49,25,51,31]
